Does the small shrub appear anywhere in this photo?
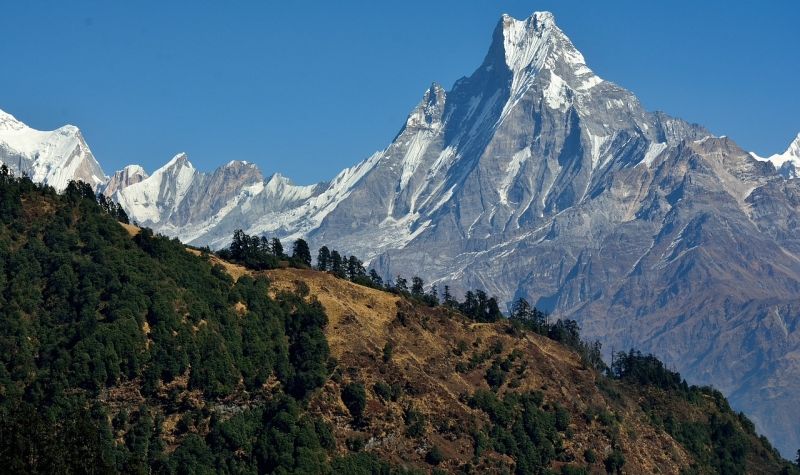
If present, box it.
[342,383,367,421]
[346,436,366,452]
[598,409,616,427]
[404,407,426,438]
[604,449,625,474]
[485,362,507,390]
[382,341,394,362]
[373,381,397,402]
[425,445,444,465]
[454,340,469,356]
[554,403,570,431]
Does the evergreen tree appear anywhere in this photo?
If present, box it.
[341,383,367,422]
[486,297,503,322]
[292,239,312,267]
[394,276,409,294]
[368,269,383,288]
[330,251,345,278]
[316,246,331,271]
[411,277,425,298]
[461,291,477,317]
[346,255,365,280]
[271,237,284,258]
[511,297,532,321]
[230,229,247,259]
[443,286,454,307]
[428,285,439,306]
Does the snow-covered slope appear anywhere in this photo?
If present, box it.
[752,133,800,178]
[113,153,199,224]
[0,109,106,190]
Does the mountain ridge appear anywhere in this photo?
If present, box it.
[0,175,796,473]
[2,10,800,458]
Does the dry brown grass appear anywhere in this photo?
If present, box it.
[119,222,141,236]
[265,268,692,474]
[266,268,400,355]
[185,248,250,281]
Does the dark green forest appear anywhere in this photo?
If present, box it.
[0,170,392,473]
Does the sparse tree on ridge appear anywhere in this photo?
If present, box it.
[394,276,408,294]
[369,269,383,288]
[316,246,330,271]
[347,255,365,280]
[411,277,425,298]
[330,250,345,278]
[442,285,454,307]
[429,284,439,305]
[271,237,284,258]
[292,239,312,267]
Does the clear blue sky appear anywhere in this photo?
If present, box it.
[2,1,798,183]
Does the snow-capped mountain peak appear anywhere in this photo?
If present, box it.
[160,152,193,171]
[496,12,602,93]
[0,109,27,131]
[752,132,800,178]
[500,11,558,74]
[787,133,800,157]
[0,108,106,190]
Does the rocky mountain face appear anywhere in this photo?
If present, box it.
[2,11,799,457]
[101,164,148,196]
[0,109,106,190]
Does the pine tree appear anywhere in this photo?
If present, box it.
[347,255,365,280]
[461,290,477,317]
[231,229,246,260]
[486,297,502,322]
[443,286,454,307]
[330,250,345,278]
[316,246,331,271]
[368,269,383,288]
[411,277,424,298]
[271,237,284,258]
[511,298,532,321]
[394,276,408,294]
[429,284,439,306]
[292,239,312,267]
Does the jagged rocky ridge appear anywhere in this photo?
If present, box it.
[2,11,799,457]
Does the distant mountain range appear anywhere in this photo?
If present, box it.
[1,11,799,457]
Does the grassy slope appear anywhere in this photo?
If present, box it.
[265,268,792,474]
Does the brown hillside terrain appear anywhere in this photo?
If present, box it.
[266,268,693,474]
[105,223,789,473]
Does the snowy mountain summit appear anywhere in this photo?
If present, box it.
[2,11,800,457]
[753,133,800,178]
[0,109,106,190]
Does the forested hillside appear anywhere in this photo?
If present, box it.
[0,170,796,474]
